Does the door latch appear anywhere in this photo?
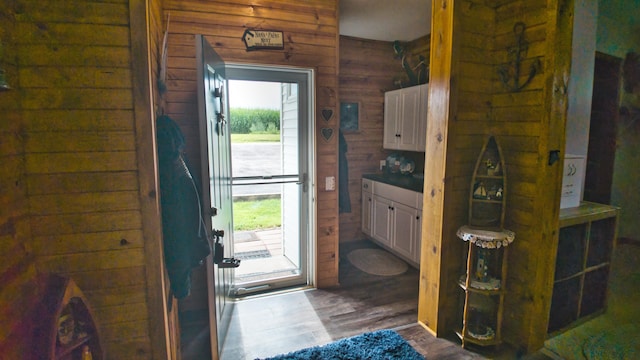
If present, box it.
[211,229,240,268]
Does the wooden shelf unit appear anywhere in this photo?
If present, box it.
[547,202,619,335]
[31,274,104,360]
[457,136,514,348]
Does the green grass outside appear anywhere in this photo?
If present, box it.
[233,198,281,231]
[231,133,280,143]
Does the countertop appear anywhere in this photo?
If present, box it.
[362,173,424,193]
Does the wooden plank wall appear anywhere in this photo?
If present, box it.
[0,1,167,358]
[420,0,570,352]
[162,0,340,315]
[491,0,551,350]
[496,0,570,352]
[338,35,430,243]
[0,5,40,358]
[337,36,400,242]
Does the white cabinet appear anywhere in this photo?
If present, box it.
[390,202,421,263]
[383,84,428,151]
[372,195,393,247]
[361,179,422,267]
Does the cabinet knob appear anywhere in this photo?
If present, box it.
[416,216,420,220]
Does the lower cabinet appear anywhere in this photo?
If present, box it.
[391,202,421,263]
[362,178,422,266]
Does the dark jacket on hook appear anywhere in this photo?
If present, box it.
[157,115,211,299]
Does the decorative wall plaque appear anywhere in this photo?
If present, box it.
[242,29,284,51]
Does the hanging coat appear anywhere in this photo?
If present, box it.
[157,115,211,299]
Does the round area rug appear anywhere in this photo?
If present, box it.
[347,248,408,276]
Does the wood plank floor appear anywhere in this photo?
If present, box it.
[181,239,550,359]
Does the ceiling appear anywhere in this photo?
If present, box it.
[339,0,432,42]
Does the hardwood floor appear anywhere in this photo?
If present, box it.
[181,239,548,359]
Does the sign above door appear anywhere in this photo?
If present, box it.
[242,29,284,51]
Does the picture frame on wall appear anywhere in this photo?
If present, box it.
[340,101,359,131]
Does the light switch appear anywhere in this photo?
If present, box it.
[380,160,386,170]
[325,176,336,191]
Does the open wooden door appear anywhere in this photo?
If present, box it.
[196,34,237,359]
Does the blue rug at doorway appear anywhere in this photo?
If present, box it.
[257,329,425,360]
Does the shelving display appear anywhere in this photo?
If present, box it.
[32,274,104,360]
[457,136,514,348]
[547,202,619,334]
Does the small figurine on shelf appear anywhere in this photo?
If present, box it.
[495,187,503,199]
[467,293,496,340]
[475,248,490,282]
[473,181,487,199]
[488,162,500,176]
[57,311,75,346]
[485,158,493,169]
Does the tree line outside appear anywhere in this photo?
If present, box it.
[230,107,281,230]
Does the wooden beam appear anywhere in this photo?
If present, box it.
[129,0,171,358]
[417,0,456,335]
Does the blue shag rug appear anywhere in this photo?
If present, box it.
[258,329,425,360]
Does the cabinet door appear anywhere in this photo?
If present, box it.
[383,90,401,149]
[392,202,419,261]
[398,85,420,150]
[372,195,393,247]
[362,191,373,236]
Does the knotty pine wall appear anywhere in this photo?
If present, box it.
[420,0,571,353]
[162,0,340,316]
[337,36,401,242]
[0,0,172,358]
[338,35,430,243]
[0,6,39,358]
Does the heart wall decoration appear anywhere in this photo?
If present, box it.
[321,128,334,142]
[321,109,334,122]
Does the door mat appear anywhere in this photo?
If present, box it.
[259,329,424,360]
[235,250,271,260]
[347,248,408,276]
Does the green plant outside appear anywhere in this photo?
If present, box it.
[233,198,281,231]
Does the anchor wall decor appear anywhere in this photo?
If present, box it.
[392,40,428,87]
[498,22,540,92]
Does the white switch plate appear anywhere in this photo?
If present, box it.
[325,176,335,191]
[380,160,386,170]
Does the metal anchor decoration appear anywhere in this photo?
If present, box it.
[393,41,427,87]
[498,22,540,92]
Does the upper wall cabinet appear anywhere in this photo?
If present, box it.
[383,84,428,152]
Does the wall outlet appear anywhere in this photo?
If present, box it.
[325,176,336,191]
[380,160,386,170]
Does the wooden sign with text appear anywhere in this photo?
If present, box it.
[242,29,284,51]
